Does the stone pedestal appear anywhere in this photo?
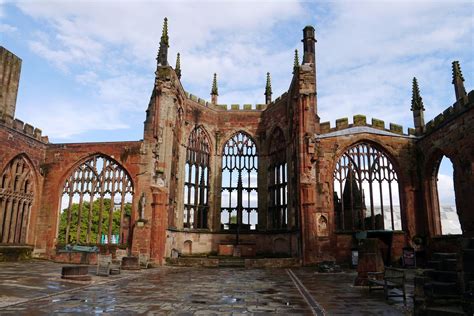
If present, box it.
[354,238,385,285]
[61,265,91,281]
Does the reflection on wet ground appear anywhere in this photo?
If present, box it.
[0,260,412,315]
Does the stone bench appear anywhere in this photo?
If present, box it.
[368,267,406,304]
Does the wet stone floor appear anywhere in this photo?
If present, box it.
[0,261,412,315]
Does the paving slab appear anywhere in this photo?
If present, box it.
[0,260,416,315]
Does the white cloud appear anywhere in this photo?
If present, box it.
[4,0,473,141]
[437,173,456,206]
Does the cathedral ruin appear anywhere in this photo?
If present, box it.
[0,19,473,267]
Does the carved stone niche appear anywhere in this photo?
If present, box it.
[315,213,329,237]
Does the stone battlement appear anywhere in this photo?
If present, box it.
[424,90,473,134]
[0,113,49,143]
[320,115,408,136]
[184,91,288,111]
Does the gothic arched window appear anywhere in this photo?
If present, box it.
[183,126,210,229]
[268,128,288,229]
[58,155,133,244]
[221,132,258,230]
[0,155,34,244]
[333,143,401,231]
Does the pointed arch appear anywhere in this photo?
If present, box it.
[0,154,36,243]
[58,154,134,245]
[333,142,402,231]
[268,127,288,229]
[220,131,259,230]
[183,126,211,229]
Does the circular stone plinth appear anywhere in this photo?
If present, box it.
[61,265,91,281]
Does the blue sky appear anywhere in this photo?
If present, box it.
[1,0,472,205]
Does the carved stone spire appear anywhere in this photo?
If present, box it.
[157,17,169,67]
[411,77,425,135]
[175,53,181,79]
[293,49,300,74]
[211,73,218,105]
[265,72,272,104]
[452,61,466,101]
[411,77,425,111]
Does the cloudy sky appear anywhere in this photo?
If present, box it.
[2,0,472,207]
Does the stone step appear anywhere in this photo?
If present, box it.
[442,259,458,272]
[218,258,245,267]
[424,281,459,297]
[427,260,442,270]
[426,270,458,283]
[432,252,458,261]
[425,306,466,316]
[461,238,474,250]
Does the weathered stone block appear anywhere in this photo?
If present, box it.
[243,104,252,110]
[434,113,444,125]
[33,128,42,139]
[13,118,24,131]
[231,104,239,110]
[218,104,227,110]
[256,104,267,110]
[336,118,349,130]
[190,94,198,102]
[353,114,366,126]
[389,123,403,134]
[23,123,34,136]
[198,98,205,105]
[408,127,416,135]
[372,118,385,129]
[320,121,331,133]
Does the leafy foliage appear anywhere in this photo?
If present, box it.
[58,198,131,244]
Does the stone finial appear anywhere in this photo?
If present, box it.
[211,73,218,105]
[452,61,467,100]
[265,72,272,104]
[411,77,425,135]
[157,17,169,66]
[411,77,425,111]
[175,53,181,79]
[161,17,169,47]
[293,49,300,74]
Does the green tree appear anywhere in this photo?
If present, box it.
[58,198,131,244]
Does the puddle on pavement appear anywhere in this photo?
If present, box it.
[220,295,242,304]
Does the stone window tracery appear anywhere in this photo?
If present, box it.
[183,126,210,229]
[268,128,288,229]
[0,155,34,244]
[221,132,258,230]
[58,155,133,244]
[333,143,402,231]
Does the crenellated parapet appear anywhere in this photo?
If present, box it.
[320,115,408,136]
[184,91,289,112]
[0,113,49,143]
[424,90,473,134]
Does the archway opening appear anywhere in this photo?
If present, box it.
[436,156,461,235]
[57,155,133,245]
[220,132,258,231]
[333,143,402,231]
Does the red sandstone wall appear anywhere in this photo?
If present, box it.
[36,141,142,258]
[0,124,47,246]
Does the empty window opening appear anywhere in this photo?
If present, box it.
[221,132,258,230]
[437,156,461,235]
[333,143,402,231]
[183,126,210,229]
[58,155,133,245]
